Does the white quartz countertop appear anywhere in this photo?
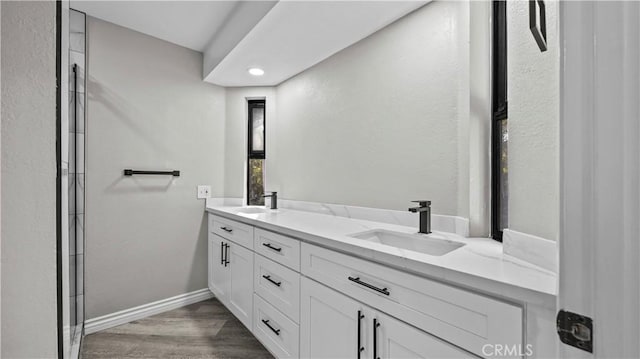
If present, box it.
[206,204,557,305]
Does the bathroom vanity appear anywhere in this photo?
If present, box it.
[206,203,557,359]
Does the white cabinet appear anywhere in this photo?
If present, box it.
[207,212,526,359]
[301,277,474,359]
[208,233,230,300]
[227,241,254,330]
[301,242,522,357]
[300,277,366,359]
[207,231,254,331]
[375,311,473,359]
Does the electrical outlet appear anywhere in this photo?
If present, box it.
[197,185,211,199]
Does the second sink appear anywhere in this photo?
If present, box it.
[348,229,465,256]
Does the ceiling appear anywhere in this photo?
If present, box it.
[72,1,427,87]
[73,1,238,52]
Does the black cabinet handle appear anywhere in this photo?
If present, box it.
[262,242,282,252]
[224,243,230,267]
[348,276,390,296]
[357,310,365,359]
[261,319,281,335]
[373,318,380,359]
[220,226,233,233]
[220,242,225,265]
[262,274,282,287]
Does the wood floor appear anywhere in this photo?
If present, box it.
[81,298,274,359]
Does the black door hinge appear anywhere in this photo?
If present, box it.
[557,309,593,353]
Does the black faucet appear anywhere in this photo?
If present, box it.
[408,200,431,234]
[262,191,278,210]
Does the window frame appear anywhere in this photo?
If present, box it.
[491,0,508,242]
[247,99,266,160]
[247,99,266,206]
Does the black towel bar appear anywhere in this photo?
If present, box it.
[124,169,180,177]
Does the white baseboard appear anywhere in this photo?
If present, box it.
[85,288,213,335]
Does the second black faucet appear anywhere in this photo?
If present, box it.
[408,200,431,234]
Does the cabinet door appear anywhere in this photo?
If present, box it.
[208,234,230,303]
[374,311,475,359]
[228,242,254,331]
[301,277,370,359]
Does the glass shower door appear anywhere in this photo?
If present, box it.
[68,8,86,354]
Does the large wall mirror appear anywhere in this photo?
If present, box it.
[491,0,559,241]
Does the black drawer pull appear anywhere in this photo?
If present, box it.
[224,243,230,267]
[220,242,225,265]
[262,242,282,252]
[220,226,233,233]
[262,275,282,287]
[261,319,281,335]
[357,310,365,359]
[373,318,380,359]
[348,276,390,296]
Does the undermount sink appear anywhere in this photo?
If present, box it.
[236,207,270,214]
[348,229,465,256]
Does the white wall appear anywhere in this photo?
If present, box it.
[507,0,559,241]
[85,17,226,319]
[223,2,469,217]
[1,1,58,357]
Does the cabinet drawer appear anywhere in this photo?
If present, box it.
[254,228,300,271]
[254,294,300,359]
[210,214,254,249]
[301,243,523,358]
[255,254,301,323]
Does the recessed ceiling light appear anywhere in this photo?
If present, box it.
[248,67,265,76]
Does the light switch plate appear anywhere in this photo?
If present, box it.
[197,185,211,199]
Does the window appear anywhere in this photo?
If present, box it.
[247,100,265,205]
[491,1,508,241]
